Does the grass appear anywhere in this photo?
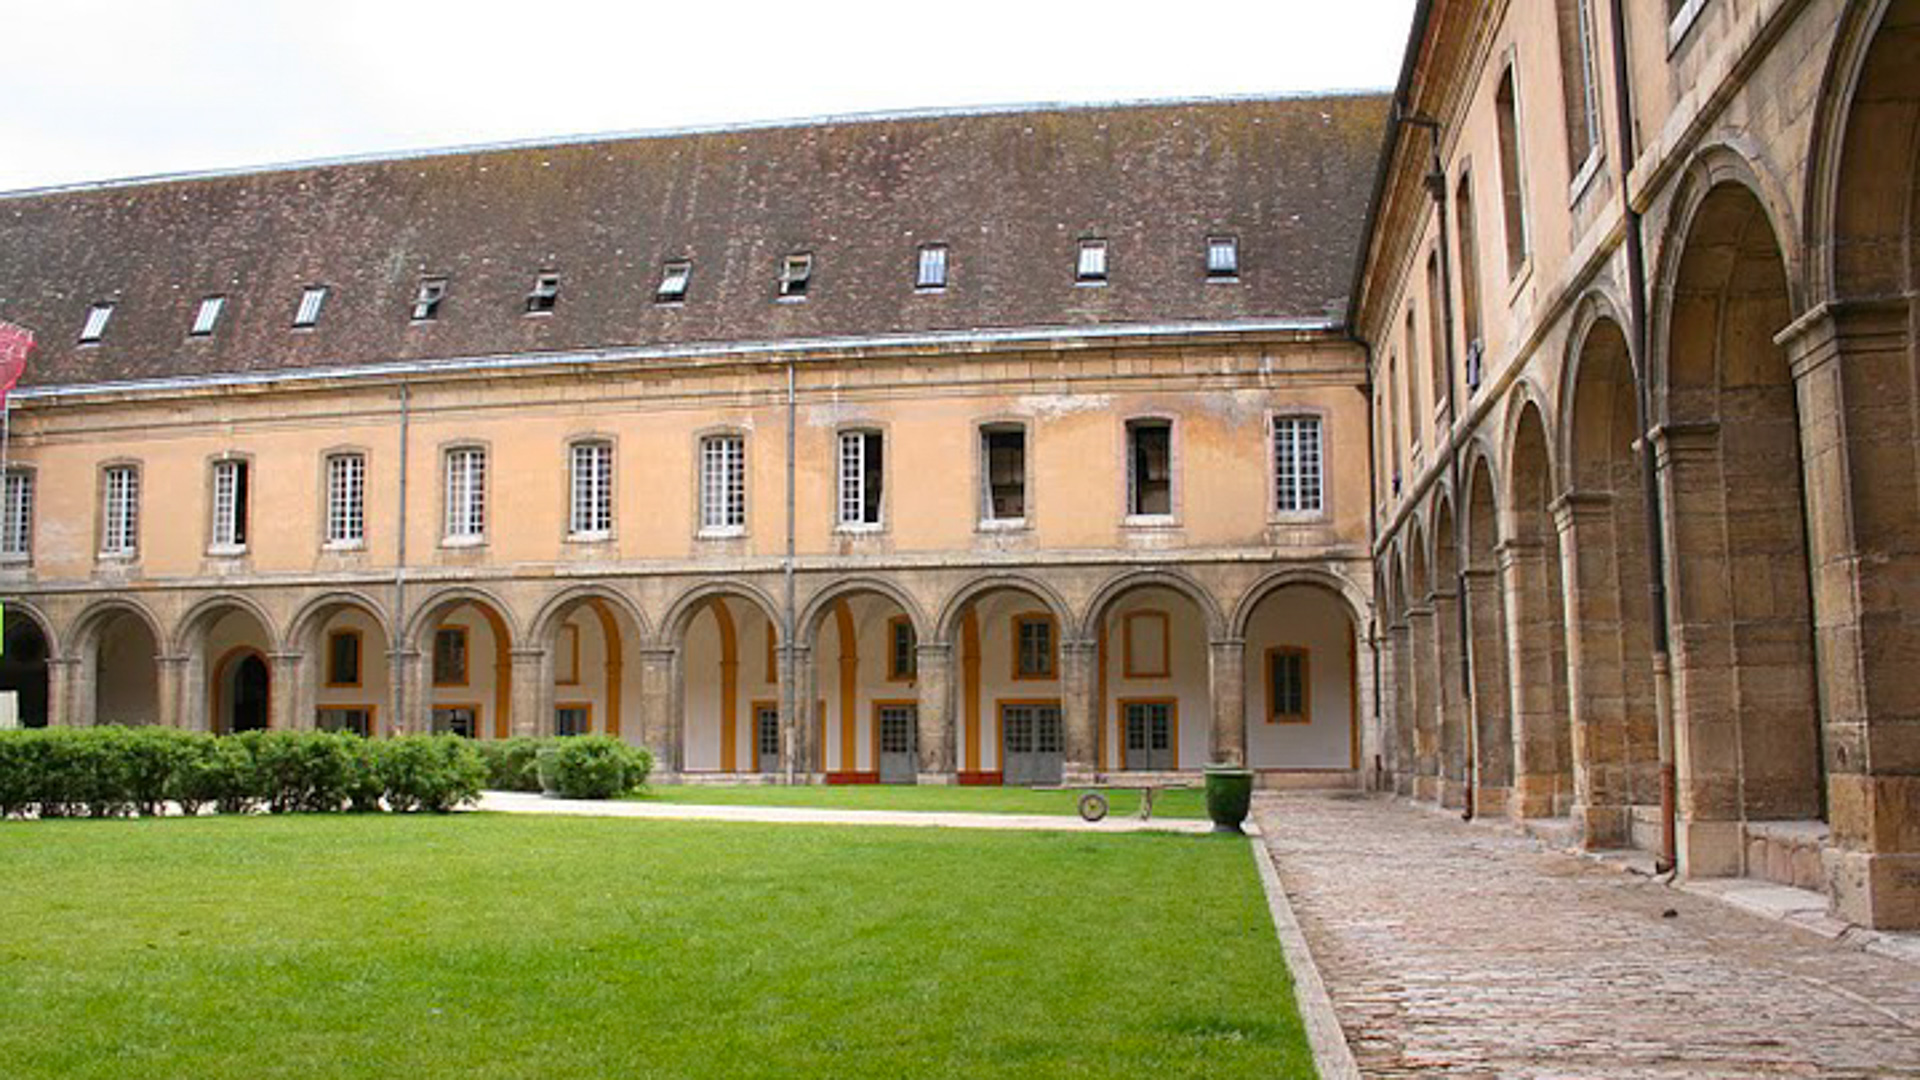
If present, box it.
[0,814,1310,1079]
[627,782,1211,819]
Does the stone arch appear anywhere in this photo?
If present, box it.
[408,586,518,739]
[172,592,282,657]
[403,585,522,654]
[0,602,56,728]
[1463,450,1514,807]
[286,590,395,653]
[287,590,393,738]
[1076,567,1227,642]
[529,584,647,743]
[66,597,166,662]
[1429,491,1469,806]
[176,595,279,734]
[1230,566,1370,639]
[660,580,782,647]
[671,584,784,776]
[798,576,931,644]
[1083,568,1223,774]
[1240,577,1364,774]
[528,584,651,648]
[1504,399,1575,819]
[1555,289,1636,494]
[934,572,1075,647]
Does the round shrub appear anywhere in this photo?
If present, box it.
[535,736,652,800]
[376,735,486,813]
[476,737,544,792]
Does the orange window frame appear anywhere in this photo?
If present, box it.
[1266,645,1311,724]
[1116,696,1180,770]
[325,627,363,688]
[1121,610,1170,679]
[433,625,469,687]
[886,615,917,683]
[1011,613,1058,681]
[556,624,581,686]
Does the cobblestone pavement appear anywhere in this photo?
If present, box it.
[1257,793,1920,1078]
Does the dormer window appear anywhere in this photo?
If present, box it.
[79,302,114,344]
[525,273,560,314]
[1207,236,1239,279]
[1077,239,1108,284]
[916,245,948,290]
[779,253,813,298]
[190,295,226,337]
[293,286,328,327]
[412,277,447,321]
[657,260,692,303]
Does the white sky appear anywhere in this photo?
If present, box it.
[0,0,1417,193]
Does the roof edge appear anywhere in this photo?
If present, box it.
[1344,0,1437,338]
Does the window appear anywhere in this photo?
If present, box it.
[1126,419,1172,517]
[316,707,372,736]
[2,470,31,559]
[1494,64,1530,277]
[555,704,590,737]
[779,253,812,298]
[699,433,746,534]
[210,458,250,550]
[101,464,139,556]
[1667,0,1708,45]
[1013,614,1057,680]
[1386,355,1403,489]
[444,446,486,542]
[1076,239,1108,283]
[325,452,365,546]
[916,245,948,290]
[657,260,691,303]
[190,296,226,337]
[294,286,329,327]
[1425,252,1447,408]
[1267,647,1310,723]
[1272,415,1325,515]
[327,629,362,687]
[431,706,476,737]
[1207,236,1239,279]
[981,425,1026,522]
[888,616,917,682]
[557,624,581,685]
[1123,611,1170,679]
[79,302,114,344]
[1557,0,1602,173]
[433,627,469,686]
[1456,170,1486,387]
[1406,307,1423,449]
[569,440,614,538]
[411,277,447,321]
[836,429,884,529]
[525,272,560,314]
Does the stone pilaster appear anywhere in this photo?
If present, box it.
[915,642,954,781]
[43,657,78,728]
[157,654,189,731]
[1406,603,1438,802]
[639,646,679,776]
[1207,638,1247,769]
[1461,567,1512,816]
[268,652,305,731]
[780,644,813,780]
[1061,640,1098,783]
[1430,586,1468,809]
[1498,538,1565,820]
[1555,490,1632,848]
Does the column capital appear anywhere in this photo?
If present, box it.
[914,642,953,660]
[639,645,677,662]
[1649,421,1719,467]
[510,647,548,662]
[1207,637,1247,651]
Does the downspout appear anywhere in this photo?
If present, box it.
[1361,341,1384,791]
[783,360,798,785]
[394,383,411,734]
[1607,0,1677,874]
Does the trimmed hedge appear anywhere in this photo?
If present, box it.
[536,736,653,799]
[0,727,486,818]
[476,737,544,793]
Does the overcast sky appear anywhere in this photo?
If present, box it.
[0,0,1417,193]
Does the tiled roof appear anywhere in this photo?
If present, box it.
[0,94,1388,390]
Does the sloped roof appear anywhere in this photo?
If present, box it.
[0,93,1388,390]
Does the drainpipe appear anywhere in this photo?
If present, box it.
[394,383,411,735]
[783,360,798,785]
[1608,0,1677,874]
[1361,341,1384,792]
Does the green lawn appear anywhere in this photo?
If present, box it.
[0,814,1310,1079]
[628,782,1211,819]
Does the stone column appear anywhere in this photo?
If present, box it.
[158,654,190,731]
[1461,567,1513,815]
[780,643,814,781]
[268,652,305,731]
[44,657,78,728]
[1554,491,1631,847]
[1405,602,1438,802]
[1208,638,1246,768]
[510,648,551,739]
[393,648,429,735]
[1785,301,1920,929]
[639,646,680,776]
[1499,538,1561,819]
[1387,619,1413,793]
[915,642,954,782]
[1430,584,1468,809]
[1061,639,1098,783]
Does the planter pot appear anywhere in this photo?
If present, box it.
[1204,765,1254,834]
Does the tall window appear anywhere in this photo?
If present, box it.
[1386,354,1404,487]
[916,245,948,290]
[1405,307,1423,449]
[1126,419,1172,517]
[1425,252,1447,409]
[1272,416,1324,515]
[210,459,250,550]
[1494,64,1530,277]
[1267,647,1309,723]
[327,630,362,687]
[700,434,746,533]
[1456,170,1486,386]
[1077,239,1108,283]
[325,452,365,546]
[888,617,917,681]
[1014,614,1056,679]
[569,440,614,538]
[433,627,469,686]
[837,430,884,529]
[1,470,31,559]
[1557,0,1602,173]
[444,447,486,541]
[981,424,1026,522]
[101,464,139,556]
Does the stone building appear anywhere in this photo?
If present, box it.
[0,96,1385,788]
[1356,0,1920,929]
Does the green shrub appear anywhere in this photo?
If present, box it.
[119,727,199,817]
[535,736,652,800]
[477,737,544,792]
[244,730,365,813]
[376,735,485,813]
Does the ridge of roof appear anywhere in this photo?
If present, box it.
[0,88,1391,202]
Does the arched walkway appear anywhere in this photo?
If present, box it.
[806,589,920,783]
[69,601,163,728]
[945,582,1072,786]
[677,592,780,775]
[0,607,52,727]
[1405,520,1438,800]
[534,590,644,743]
[1430,495,1469,808]
[1504,401,1574,820]
[1086,582,1213,774]
[409,591,515,738]
[1239,582,1360,774]
[291,594,393,737]
[1464,455,1514,813]
[183,600,277,734]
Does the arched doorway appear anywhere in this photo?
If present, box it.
[1505,402,1574,820]
[81,604,160,727]
[1464,456,1515,814]
[1239,583,1359,775]
[217,651,271,734]
[0,609,51,727]
[187,602,276,734]
[1661,179,1821,876]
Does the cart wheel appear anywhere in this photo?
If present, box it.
[1078,791,1110,822]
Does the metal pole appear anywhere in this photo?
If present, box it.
[394,384,411,735]
[783,360,798,785]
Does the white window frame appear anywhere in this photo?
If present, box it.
[779,253,812,299]
[1124,417,1176,524]
[1206,235,1239,279]
[294,286,328,328]
[209,458,249,553]
[569,440,614,540]
[412,277,448,321]
[190,295,226,337]
[443,446,487,544]
[325,452,366,548]
[1,469,32,561]
[79,302,114,344]
[1271,414,1326,518]
[1077,239,1109,284]
[100,464,140,558]
[836,429,884,531]
[699,433,746,536]
[525,272,560,315]
[979,423,1028,528]
[657,260,692,303]
[916,245,948,290]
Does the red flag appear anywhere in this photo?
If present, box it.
[0,321,32,409]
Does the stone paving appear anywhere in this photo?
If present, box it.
[1256,792,1920,1078]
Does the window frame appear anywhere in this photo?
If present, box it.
[566,437,616,541]
[1269,411,1328,520]
[1123,416,1177,525]
[778,252,813,300]
[98,461,141,560]
[1205,235,1240,281]
[697,430,748,538]
[1076,238,1109,284]
[1265,645,1311,724]
[411,276,448,322]
[322,449,368,550]
[432,625,470,687]
[1666,0,1709,51]
[1121,610,1171,680]
[1493,56,1532,283]
[1117,696,1180,771]
[1,466,34,563]
[915,244,949,291]
[656,259,692,304]
[293,285,329,328]
[554,701,593,738]
[189,295,227,338]
[886,615,917,683]
[556,623,582,686]
[1011,612,1059,682]
[834,427,886,532]
[442,443,488,546]
[79,302,115,345]
[207,455,252,555]
[978,421,1030,529]
[525,271,560,315]
[326,628,364,689]
[315,705,376,737]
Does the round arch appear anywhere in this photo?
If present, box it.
[934,572,1075,646]
[1801,0,1910,306]
[528,583,651,648]
[1230,566,1370,639]
[4,600,60,662]
[796,576,930,645]
[1076,567,1226,641]
[172,593,282,658]
[285,590,395,655]
[403,585,523,654]
[1555,290,1635,492]
[659,581,783,647]
[65,596,167,660]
